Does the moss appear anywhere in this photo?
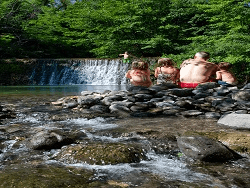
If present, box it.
[0,164,105,188]
[56,143,147,165]
[217,133,250,154]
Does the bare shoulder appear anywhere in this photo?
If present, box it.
[181,58,193,67]
[206,61,217,66]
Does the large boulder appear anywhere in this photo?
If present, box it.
[217,113,250,129]
[177,136,242,162]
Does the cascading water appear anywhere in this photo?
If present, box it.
[29,59,129,85]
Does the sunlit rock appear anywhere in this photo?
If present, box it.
[218,113,250,129]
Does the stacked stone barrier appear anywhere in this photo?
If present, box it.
[51,82,250,120]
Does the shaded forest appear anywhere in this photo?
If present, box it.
[0,0,250,82]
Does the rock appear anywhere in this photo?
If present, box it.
[180,110,203,117]
[155,102,174,108]
[55,143,147,165]
[52,83,250,119]
[163,109,180,116]
[193,93,210,100]
[204,112,221,119]
[89,105,109,113]
[101,95,123,106]
[134,94,153,101]
[218,133,250,154]
[177,136,242,162]
[150,84,169,92]
[154,90,170,98]
[149,98,164,103]
[242,83,250,89]
[63,102,78,108]
[109,104,131,117]
[234,110,248,114]
[232,90,250,101]
[111,101,134,108]
[205,96,224,103]
[147,107,163,114]
[150,83,178,92]
[0,165,95,187]
[81,91,96,96]
[213,86,230,96]
[130,111,155,117]
[215,101,236,112]
[175,100,195,109]
[168,88,194,97]
[217,113,250,129]
[78,95,102,106]
[51,101,63,106]
[127,86,155,95]
[130,105,149,112]
[196,82,220,90]
[29,130,86,150]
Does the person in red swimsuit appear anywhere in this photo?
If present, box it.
[125,61,152,87]
[179,51,218,88]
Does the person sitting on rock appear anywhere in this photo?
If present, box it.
[179,51,218,88]
[216,62,238,86]
[154,58,180,85]
[125,61,152,87]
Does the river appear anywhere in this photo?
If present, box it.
[0,85,249,188]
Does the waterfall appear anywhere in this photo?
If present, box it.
[29,59,129,85]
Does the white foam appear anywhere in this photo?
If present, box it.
[66,117,118,130]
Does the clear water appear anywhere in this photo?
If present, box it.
[0,85,127,96]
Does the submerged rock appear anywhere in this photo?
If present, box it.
[55,143,147,165]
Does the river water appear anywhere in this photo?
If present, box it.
[0,85,250,188]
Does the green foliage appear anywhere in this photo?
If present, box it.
[0,0,250,83]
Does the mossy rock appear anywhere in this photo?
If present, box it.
[217,133,250,154]
[55,143,147,165]
[0,164,103,188]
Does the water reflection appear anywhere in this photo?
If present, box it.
[0,85,127,96]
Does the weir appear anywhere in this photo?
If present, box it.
[29,59,129,85]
